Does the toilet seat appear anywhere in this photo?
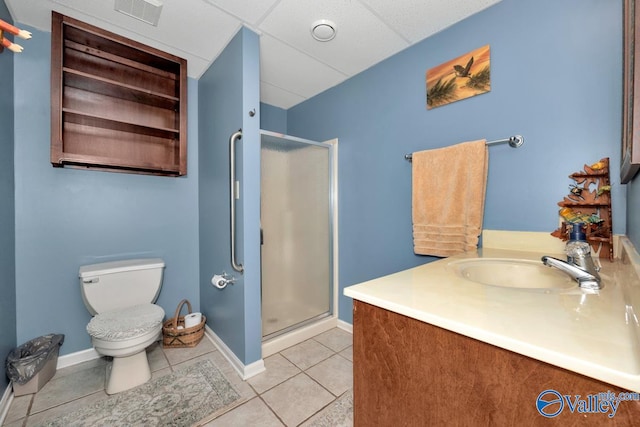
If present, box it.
[87,304,164,341]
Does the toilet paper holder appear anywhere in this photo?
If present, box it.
[211,272,236,289]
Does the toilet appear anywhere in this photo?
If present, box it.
[79,258,165,395]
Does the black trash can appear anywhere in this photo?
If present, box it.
[5,334,64,396]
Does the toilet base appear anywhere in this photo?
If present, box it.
[105,351,151,395]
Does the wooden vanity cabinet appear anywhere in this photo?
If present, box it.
[51,12,187,176]
[353,300,640,426]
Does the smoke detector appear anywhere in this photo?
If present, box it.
[311,20,337,42]
[114,0,163,26]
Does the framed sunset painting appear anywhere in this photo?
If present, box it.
[426,45,491,109]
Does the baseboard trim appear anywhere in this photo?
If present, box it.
[243,358,267,379]
[56,347,101,369]
[337,319,353,334]
[204,325,265,381]
[0,384,13,426]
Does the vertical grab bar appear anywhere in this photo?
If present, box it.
[229,130,244,273]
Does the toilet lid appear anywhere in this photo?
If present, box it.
[87,304,165,341]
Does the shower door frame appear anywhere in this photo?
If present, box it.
[259,130,337,343]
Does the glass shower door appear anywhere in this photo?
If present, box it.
[260,131,332,340]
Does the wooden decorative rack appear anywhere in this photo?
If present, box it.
[551,158,613,261]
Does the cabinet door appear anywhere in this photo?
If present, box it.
[353,300,640,426]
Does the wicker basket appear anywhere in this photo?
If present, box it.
[162,299,206,348]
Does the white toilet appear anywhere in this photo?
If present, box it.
[79,258,165,395]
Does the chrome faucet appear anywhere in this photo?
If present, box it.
[541,255,602,290]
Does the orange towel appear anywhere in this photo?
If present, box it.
[412,139,488,257]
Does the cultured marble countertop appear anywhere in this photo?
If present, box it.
[344,238,640,392]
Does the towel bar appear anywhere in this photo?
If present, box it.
[404,135,523,161]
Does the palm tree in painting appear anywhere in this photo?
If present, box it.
[465,66,490,90]
[427,77,458,108]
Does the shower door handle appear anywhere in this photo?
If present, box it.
[230,130,244,273]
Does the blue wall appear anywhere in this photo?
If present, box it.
[239,28,262,365]
[0,0,16,393]
[260,102,287,134]
[198,27,262,365]
[288,0,625,323]
[13,26,200,355]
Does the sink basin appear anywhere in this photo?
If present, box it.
[448,258,576,290]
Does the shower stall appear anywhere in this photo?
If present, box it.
[259,131,334,343]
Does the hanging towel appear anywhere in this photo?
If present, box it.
[412,139,488,257]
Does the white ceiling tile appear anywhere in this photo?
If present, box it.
[46,0,242,61]
[260,35,347,99]
[6,0,54,30]
[260,0,409,75]
[361,0,502,42]
[149,0,242,59]
[186,56,215,80]
[261,81,306,109]
[201,0,281,26]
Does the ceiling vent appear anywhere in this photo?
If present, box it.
[114,0,163,26]
[311,20,337,42]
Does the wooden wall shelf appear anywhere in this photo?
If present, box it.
[63,110,180,138]
[51,12,187,176]
[63,69,180,109]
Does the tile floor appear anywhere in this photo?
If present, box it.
[2,327,353,427]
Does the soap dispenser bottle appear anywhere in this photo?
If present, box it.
[565,222,599,274]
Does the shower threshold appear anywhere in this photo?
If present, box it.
[261,312,337,357]
[263,311,331,342]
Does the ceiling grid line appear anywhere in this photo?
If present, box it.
[356,0,413,44]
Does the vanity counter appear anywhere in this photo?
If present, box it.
[344,238,640,392]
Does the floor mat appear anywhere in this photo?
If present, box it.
[37,358,243,427]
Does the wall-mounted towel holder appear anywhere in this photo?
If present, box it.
[404,135,523,162]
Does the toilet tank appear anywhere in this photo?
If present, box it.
[79,258,165,315]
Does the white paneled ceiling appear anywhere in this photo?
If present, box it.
[4,0,502,109]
